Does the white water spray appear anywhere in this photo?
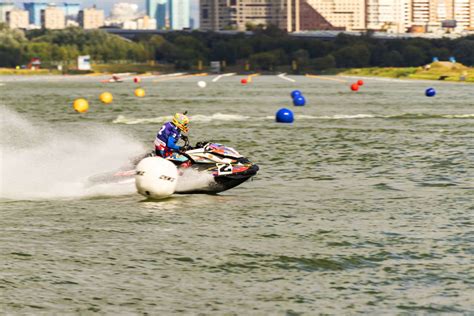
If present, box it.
[0,107,145,200]
[175,168,214,193]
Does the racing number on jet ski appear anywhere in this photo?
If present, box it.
[217,164,233,175]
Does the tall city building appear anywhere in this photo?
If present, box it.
[200,0,300,32]
[0,2,15,24]
[6,9,29,29]
[24,2,48,26]
[61,3,81,20]
[366,0,408,32]
[408,0,473,32]
[147,0,168,29]
[41,6,65,29]
[170,0,191,29]
[300,0,342,30]
[453,0,471,30]
[305,0,366,31]
[79,8,105,29]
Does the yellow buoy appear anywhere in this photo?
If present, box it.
[134,88,145,97]
[73,98,89,113]
[99,92,113,104]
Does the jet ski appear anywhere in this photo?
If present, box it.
[87,140,259,194]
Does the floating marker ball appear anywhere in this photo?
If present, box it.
[133,77,141,83]
[293,95,306,106]
[425,87,436,97]
[357,80,364,86]
[351,83,359,91]
[276,108,294,123]
[135,157,178,199]
[99,92,113,104]
[291,90,302,99]
[197,81,207,88]
[134,88,146,97]
[73,98,89,113]
[241,78,248,85]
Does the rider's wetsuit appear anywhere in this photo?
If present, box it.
[154,122,182,157]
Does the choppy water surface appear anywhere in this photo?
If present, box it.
[1,75,473,314]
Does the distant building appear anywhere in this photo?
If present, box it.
[407,0,473,33]
[169,0,190,29]
[61,3,81,20]
[24,2,48,26]
[0,2,15,24]
[123,15,157,30]
[146,0,168,29]
[305,0,366,31]
[200,0,300,32]
[6,9,29,29]
[79,8,105,29]
[366,0,408,33]
[41,6,65,29]
[300,0,342,30]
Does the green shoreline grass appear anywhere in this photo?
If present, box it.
[340,62,474,83]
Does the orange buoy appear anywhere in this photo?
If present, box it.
[73,98,89,113]
[134,88,145,97]
[99,92,113,104]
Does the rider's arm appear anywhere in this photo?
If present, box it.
[167,135,181,151]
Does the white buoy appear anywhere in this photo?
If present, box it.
[135,157,178,199]
[197,81,207,88]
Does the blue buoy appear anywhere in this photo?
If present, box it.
[291,90,302,99]
[293,95,306,106]
[276,108,294,123]
[425,88,436,97]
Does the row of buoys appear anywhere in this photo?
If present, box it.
[276,89,309,123]
[73,88,145,113]
[291,90,306,106]
[351,79,364,92]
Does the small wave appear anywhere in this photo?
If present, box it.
[114,112,474,124]
[441,114,474,119]
[113,113,250,125]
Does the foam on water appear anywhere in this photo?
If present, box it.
[113,113,250,125]
[0,107,145,200]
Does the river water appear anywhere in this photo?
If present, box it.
[1,75,473,314]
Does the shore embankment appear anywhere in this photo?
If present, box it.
[1,62,473,83]
[339,62,473,83]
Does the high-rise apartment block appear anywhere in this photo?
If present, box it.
[79,8,105,29]
[41,6,65,29]
[0,2,15,23]
[6,9,29,29]
[305,0,367,31]
[24,2,48,26]
[170,0,191,29]
[147,0,193,29]
[200,0,301,32]
[147,0,168,29]
[199,0,473,33]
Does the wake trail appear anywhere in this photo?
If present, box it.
[0,106,145,200]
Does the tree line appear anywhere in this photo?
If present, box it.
[1,24,473,71]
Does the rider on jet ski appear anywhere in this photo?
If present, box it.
[154,112,190,158]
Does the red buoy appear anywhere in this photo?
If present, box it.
[134,77,141,83]
[357,79,364,86]
[241,78,248,85]
[351,83,359,91]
